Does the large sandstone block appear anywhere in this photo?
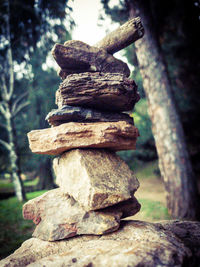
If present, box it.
[51,40,130,79]
[56,72,140,111]
[46,105,134,127]
[23,189,140,241]
[53,149,139,211]
[2,220,200,267]
[27,121,139,155]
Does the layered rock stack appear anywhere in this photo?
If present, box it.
[24,18,144,241]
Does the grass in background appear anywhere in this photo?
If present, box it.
[133,199,170,222]
[0,190,47,260]
[24,178,39,187]
[0,178,39,193]
[133,160,170,221]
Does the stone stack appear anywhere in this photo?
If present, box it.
[24,18,144,242]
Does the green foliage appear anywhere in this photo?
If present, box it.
[24,178,39,187]
[133,99,152,145]
[101,0,128,23]
[0,0,74,63]
[0,190,47,259]
[123,44,145,97]
[118,99,157,165]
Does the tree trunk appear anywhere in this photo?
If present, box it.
[5,103,26,202]
[36,158,56,190]
[129,0,200,219]
[35,95,56,190]
[0,0,26,202]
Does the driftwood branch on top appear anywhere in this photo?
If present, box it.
[95,17,144,54]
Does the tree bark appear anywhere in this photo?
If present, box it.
[35,95,57,190]
[0,0,26,202]
[36,158,56,190]
[5,102,26,202]
[129,1,200,219]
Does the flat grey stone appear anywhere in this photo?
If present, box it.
[46,105,134,126]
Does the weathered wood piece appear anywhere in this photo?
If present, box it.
[52,40,130,80]
[95,17,144,54]
[56,72,140,111]
[27,121,139,155]
[53,149,139,211]
[2,220,200,267]
[23,188,140,241]
[46,105,134,126]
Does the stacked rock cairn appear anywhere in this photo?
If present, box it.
[24,17,145,241]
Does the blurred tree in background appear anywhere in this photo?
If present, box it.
[101,0,200,219]
[0,0,74,200]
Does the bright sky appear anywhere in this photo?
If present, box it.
[69,0,117,45]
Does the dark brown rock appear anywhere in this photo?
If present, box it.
[27,121,139,155]
[23,188,140,241]
[46,105,134,126]
[2,220,200,267]
[56,72,140,111]
[51,40,130,79]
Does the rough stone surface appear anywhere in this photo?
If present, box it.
[23,188,140,241]
[51,40,130,79]
[2,220,200,267]
[53,149,140,211]
[160,220,200,263]
[56,72,140,111]
[27,121,139,155]
[46,105,134,126]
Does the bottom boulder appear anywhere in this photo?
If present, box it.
[23,188,140,241]
[1,220,200,267]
